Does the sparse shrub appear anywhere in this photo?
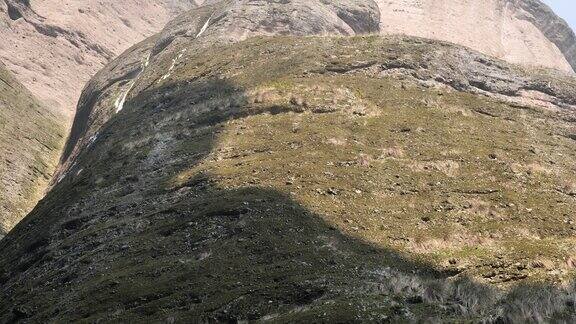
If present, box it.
[357,154,371,167]
[380,146,405,159]
[290,94,307,107]
[445,278,497,316]
[412,160,460,177]
[561,181,576,196]
[370,266,576,322]
[423,280,447,303]
[500,285,566,323]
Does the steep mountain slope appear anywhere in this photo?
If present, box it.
[0,0,199,236]
[1,1,575,320]
[0,62,65,239]
[55,0,576,168]
[0,0,198,116]
[1,0,574,238]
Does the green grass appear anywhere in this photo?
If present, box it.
[0,36,575,322]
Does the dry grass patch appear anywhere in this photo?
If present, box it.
[411,160,460,177]
[251,88,280,104]
[530,258,556,270]
[407,230,494,254]
[461,198,501,218]
[326,138,347,146]
[560,181,576,196]
[379,146,405,159]
[510,162,552,176]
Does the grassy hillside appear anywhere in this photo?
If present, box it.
[0,36,575,322]
[0,63,65,237]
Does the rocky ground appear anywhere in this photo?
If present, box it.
[0,34,574,322]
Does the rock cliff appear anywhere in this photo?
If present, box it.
[185,0,576,73]
[375,0,576,73]
[0,0,198,116]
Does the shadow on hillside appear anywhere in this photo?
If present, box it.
[1,75,576,322]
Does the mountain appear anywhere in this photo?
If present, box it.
[1,1,575,321]
[0,0,200,236]
[3,0,573,118]
[1,0,574,235]
[158,0,576,73]
[0,0,199,116]
[0,62,64,239]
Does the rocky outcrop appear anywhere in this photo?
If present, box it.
[517,0,576,71]
[0,62,65,239]
[0,0,198,116]
[152,0,380,52]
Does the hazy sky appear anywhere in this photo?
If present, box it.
[542,0,576,32]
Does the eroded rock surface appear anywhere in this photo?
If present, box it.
[375,0,576,73]
[0,0,198,116]
[185,0,576,73]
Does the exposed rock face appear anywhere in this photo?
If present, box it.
[1,0,570,118]
[153,0,380,49]
[0,62,65,239]
[1,1,575,320]
[186,0,576,73]
[375,0,576,73]
[0,0,198,116]
[517,0,576,71]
